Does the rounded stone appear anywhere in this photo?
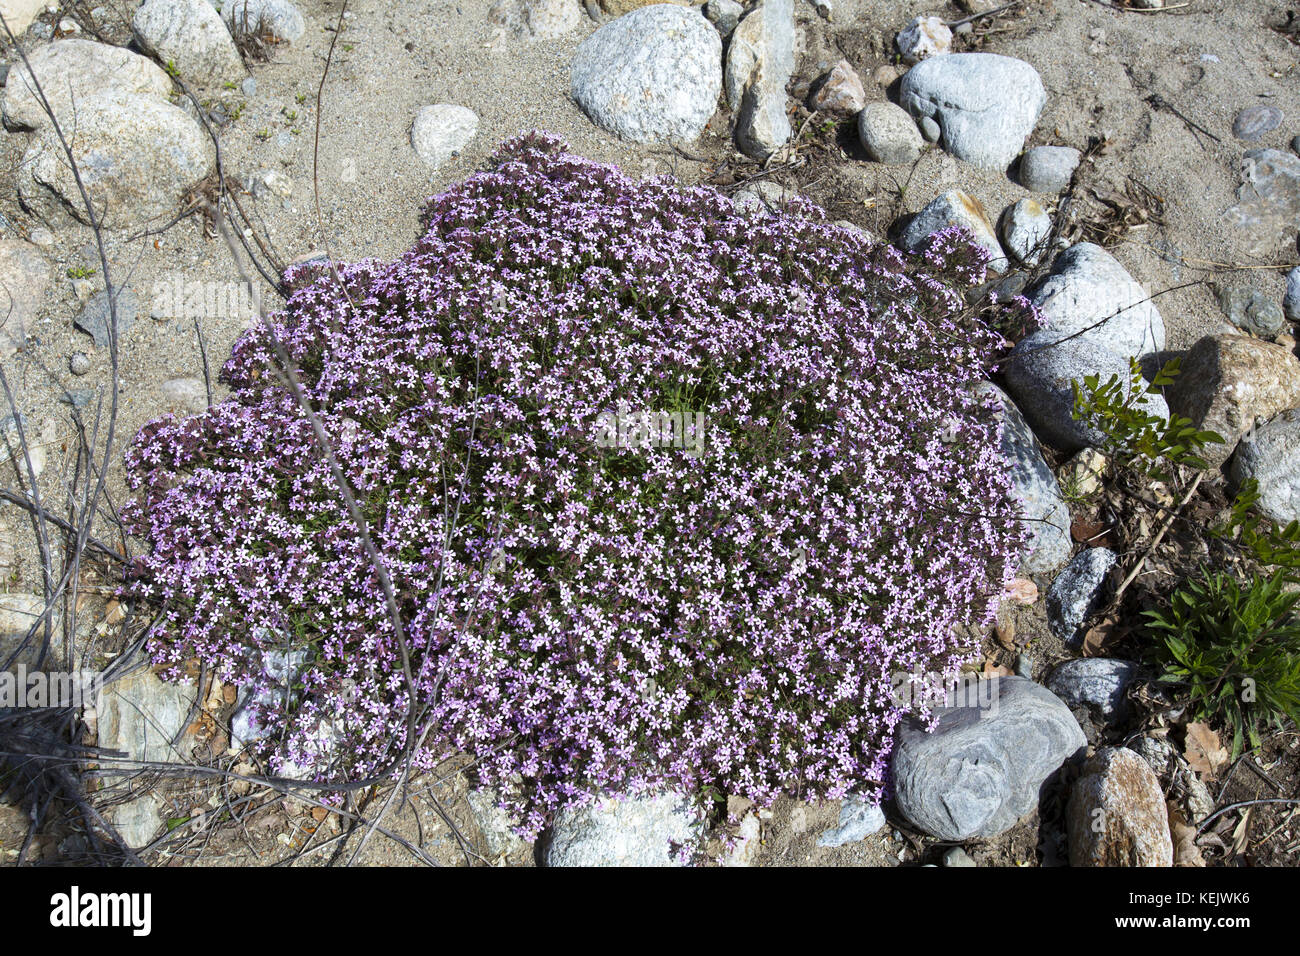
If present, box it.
[1017,145,1081,194]
[857,101,923,165]
[410,104,479,169]
[569,5,722,145]
[1232,105,1283,143]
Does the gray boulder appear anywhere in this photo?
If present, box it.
[899,53,1046,170]
[570,5,722,144]
[974,382,1072,574]
[2,38,173,131]
[891,677,1086,840]
[544,789,705,866]
[19,90,215,229]
[133,0,247,87]
[1231,408,1300,525]
[726,0,795,159]
[1224,149,1300,257]
[1004,243,1167,452]
[222,0,307,45]
[1046,547,1117,644]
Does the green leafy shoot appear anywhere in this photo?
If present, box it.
[1070,357,1224,480]
[1146,569,1300,758]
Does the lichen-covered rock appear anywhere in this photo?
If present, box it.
[891,677,1086,840]
[1068,747,1173,867]
[816,794,886,847]
[1166,334,1300,468]
[544,790,705,866]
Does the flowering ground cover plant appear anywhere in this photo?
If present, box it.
[122,133,1028,835]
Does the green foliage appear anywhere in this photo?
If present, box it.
[1070,357,1223,480]
[1146,569,1300,757]
[1213,478,1300,583]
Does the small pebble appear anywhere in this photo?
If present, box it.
[1232,105,1283,142]
[69,352,90,376]
[241,77,257,98]
[918,116,941,143]
[29,228,55,247]
[943,846,977,867]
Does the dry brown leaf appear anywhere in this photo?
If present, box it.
[1167,801,1206,867]
[1229,808,1253,861]
[1184,721,1229,779]
[1081,614,1127,657]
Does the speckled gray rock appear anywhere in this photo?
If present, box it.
[410,104,479,168]
[0,240,50,352]
[1225,149,1300,257]
[466,789,533,859]
[2,39,174,131]
[1231,409,1300,525]
[816,794,886,847]
[1282,266,1300,323]
[857,101,923,165]
[74,287,138,349]
[891,677,1086,841]
[544,790,705,866]
[133,0,246,87]
[1004,243,1167,452]
[703,0,742,36]
[726,0,795,159]
[1017,145,1081,193]
[571,5,722,145]
[488,0,583,40]
[899,53,1046,170]
[222,0,307,44]
[1068,747,1172,867]
[1217,284,1286,337]
[917,115,941,142]
[899,189,1007,273]
[0,0,46,36]
[1047,547,1116,644]
[1047,658,1139,723]
[974,382,1071,575]
[19,90,215,230]
[999,197,1051,266]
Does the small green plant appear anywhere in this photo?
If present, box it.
[1071,357,1223,479]
[163,59,179,79]
[223,80,238,90]
[282,108,297,122]
[66,265,96,280]
[1213,478,1300,583]
[256,127,271,141]
[1146,569,1300,757]
[295,93,308,105]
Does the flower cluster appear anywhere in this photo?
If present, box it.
[122,133,1027,835]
